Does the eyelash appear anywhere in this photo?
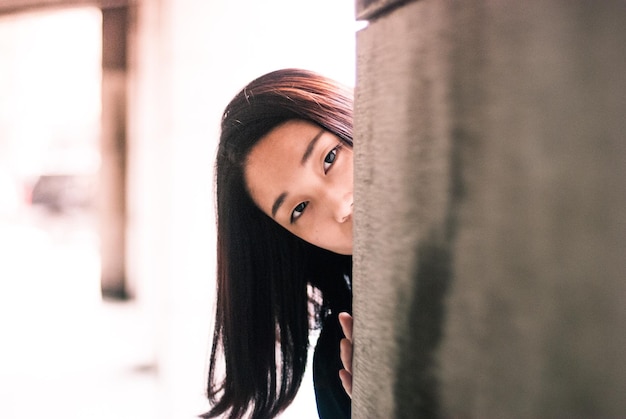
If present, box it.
[290,143,343,224]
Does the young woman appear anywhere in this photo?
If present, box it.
[202,68,354,419]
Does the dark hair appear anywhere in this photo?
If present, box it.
[202,69,353,418]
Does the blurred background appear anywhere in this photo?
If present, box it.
[0,1,359,417]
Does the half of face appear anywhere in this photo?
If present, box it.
[244,119,353,255]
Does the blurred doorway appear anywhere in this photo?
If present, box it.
[0,2,132,299]
[0,6,103,295]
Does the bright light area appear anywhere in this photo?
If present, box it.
[0,2,359,418]
[0,7,101,177]
[0,6,156,419]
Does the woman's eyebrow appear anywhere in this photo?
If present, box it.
[300,129,325,165]
[272,192,287,218]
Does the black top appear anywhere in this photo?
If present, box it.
[312,275,352,419]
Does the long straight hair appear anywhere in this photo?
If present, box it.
[203,69,354,418]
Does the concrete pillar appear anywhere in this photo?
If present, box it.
[99,5,129,298]
[353,1,626,417]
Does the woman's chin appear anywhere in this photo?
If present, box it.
[331,244,353,256]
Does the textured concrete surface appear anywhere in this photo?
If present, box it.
[354,1,626,417]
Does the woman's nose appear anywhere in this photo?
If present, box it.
[330,192,353,223]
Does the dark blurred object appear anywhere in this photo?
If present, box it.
[30,174,97,214]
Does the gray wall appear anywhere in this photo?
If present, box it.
[353,1,626,417]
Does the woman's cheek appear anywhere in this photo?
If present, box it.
[309,226,325,248]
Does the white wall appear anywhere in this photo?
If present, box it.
[127,1,358,417]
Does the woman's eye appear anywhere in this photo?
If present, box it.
[291,201,308,223]
[323,146,339,173]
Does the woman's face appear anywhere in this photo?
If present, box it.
[245,120,353,255]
